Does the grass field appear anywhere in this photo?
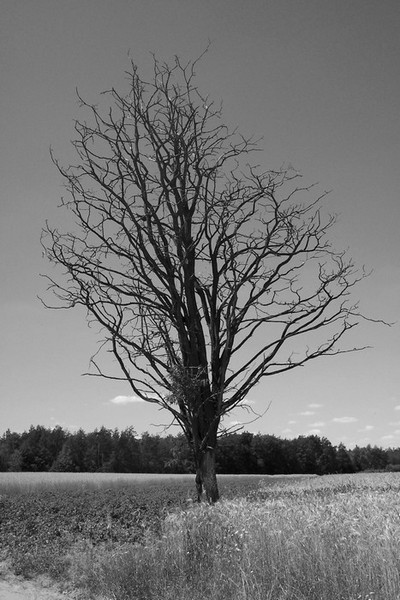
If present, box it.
[1,472,399,600]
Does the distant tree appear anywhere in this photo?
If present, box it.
[51,440,75,472]
[42,53,369,502]
[0,452,6,472]
[336,442,354,473]
[355,444,388,471]
[385,447,400,471]
[67,429,88,472]
[18,426,53,471]
[0,430,21,471]
[112,427,141,472]
[83,427,114,472]
[216,433,245,473]
[316,437,338,474]
[280,438,301,473]
[252,434,288,474]
[139,432,165,473]
[350,445,366,472]
[7,449,23,472]
[47,425,68,459]
[293,436,320,474]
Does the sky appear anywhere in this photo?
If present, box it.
[1,0,399,449]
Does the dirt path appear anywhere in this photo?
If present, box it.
[0,564,77,600]
[0,579,68,600]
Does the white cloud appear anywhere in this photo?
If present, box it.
[110,395,145,405]
[228,420,243,427]
[394,405,400,411]
[382,434,395,441]
[308,403,323,409]
[242,398,255,405]
[309,421,325,427]
[357,425,374,433]
[333,416,358,424]
[288,420,296,425]
[300,411,315,416]
[307,428,321,435]
[281,428,293,435]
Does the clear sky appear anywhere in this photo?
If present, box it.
[1,0,399,448]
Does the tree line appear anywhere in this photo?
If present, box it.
[0,425,397,475]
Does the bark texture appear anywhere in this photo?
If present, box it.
[196,447,219,503]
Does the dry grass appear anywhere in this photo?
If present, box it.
[71,473,400,600]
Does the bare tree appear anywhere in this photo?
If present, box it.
[42,54,367,502]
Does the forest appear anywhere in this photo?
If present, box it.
[0,425,397,475]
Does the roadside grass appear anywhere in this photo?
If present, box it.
[2,473,400,599]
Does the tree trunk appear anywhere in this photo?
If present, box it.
[196,446,219,503]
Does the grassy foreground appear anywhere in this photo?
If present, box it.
[1,473,399,599]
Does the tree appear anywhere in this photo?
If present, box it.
[251,434,288,475]
[0,430,21,472]
[18,425,53,471]
[51,440,75,472]
[316,437,338,475]
[336,443,354,473]
[42,53,368,502]
[83,427,114,472]
[112,427,141,472]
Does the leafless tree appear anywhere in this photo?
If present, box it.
[42,54,368,502]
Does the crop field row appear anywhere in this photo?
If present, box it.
[1,472,400,600]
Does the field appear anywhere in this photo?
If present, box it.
[1,472,400,600]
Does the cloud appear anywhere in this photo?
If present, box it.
[228,420,243,428]
[110,395,145,405]
[242,398,255,405]
[394,405,400,411]
[307,428,321,435]
[381,434,395,442]
[309,422,325,428]
[288,420,296,425]
[308,403,323,409]
[357,425,374,433]
[300,411,315,416]
[333,416,358,424]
